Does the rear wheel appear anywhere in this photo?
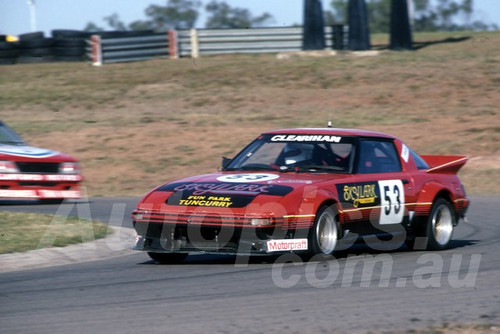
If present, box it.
[309,205,339,256]
[406,198,455,251]
[426,198,455,250]
[147,252,187,264]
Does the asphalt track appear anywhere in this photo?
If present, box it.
[0,195,499,333]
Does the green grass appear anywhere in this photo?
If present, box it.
[0,211,111,254]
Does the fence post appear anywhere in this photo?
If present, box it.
[190,29,199,59]
[332,25,345,50]
[168,30,179,59]
[91,34,102,66]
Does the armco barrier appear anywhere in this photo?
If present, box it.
[88,26,348,65]
[178,26,347,57]
[88,33,171,65]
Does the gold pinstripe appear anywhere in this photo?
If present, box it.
[283,214,316,218]
[340,202,433,213]
[283,199,466,217]
[426,157,467,173]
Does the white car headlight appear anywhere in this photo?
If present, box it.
[59,162,81,174]
[0,160,19,173]
[250,218,273,226]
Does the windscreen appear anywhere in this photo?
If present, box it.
[226,134,355,173]
[0,123,25,145]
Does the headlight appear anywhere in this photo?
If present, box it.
[250,218,273,226]
[0,161,19,173]
[59,162,81,174]
[132,212,144,220]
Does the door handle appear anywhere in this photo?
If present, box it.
[402,179,410,185]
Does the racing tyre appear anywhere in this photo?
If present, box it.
[51,29,90,39]
[19,32,44,41]
[425,198,455,250]
[309,205,339,256]
[147,252,188,264]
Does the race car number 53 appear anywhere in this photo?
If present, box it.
[217,173,279,183]
[378,180,405,225]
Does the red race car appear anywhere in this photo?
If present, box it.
[0,121,83,203]
[132,128,469,263]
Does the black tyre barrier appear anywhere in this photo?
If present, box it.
[0,41,18,50]
[17,55,53,64]
[51,29,90,39]
[0,58,16,65]
[53,38,86,48]
[19,37,54,60]
[91,30,155,38]
[19,38,53,49]
[52,47,85,57]
[0,42,20,65]
[19,31,44,41]
[0,49,20,58]
[19,47,52,57]
[53,55,85,62]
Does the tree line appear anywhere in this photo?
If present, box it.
[84,0,498,32]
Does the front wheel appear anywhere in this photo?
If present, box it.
[309,205,340,256]
[147,252,187,264]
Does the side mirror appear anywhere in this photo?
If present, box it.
[221,157,232,170]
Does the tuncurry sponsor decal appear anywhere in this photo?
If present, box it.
[178,195,233,208]
[339,182,379,208]
[271,135,342,143]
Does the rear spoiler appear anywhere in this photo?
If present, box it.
[420,155,467,174]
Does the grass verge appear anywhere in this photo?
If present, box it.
[0,211,111,254]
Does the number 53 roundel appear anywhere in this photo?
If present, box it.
[378,180,404,225]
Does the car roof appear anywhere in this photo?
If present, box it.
[263,128,397,140]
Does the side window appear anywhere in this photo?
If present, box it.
[410,148,430,170]
[357,140,402,174]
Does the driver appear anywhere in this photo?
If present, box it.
[282,143,315,166]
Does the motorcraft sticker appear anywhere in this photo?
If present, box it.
[160,182,293,208]
[0,145,57,158]
[267,239,308,252]
[216,173,279,183]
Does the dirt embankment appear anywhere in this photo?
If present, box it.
[1,31,498,196]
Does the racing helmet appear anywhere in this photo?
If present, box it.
[283,143,314,165]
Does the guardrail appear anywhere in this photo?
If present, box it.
[88,33,171,65]
[179,26,347,57]
[87,26,348,65]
